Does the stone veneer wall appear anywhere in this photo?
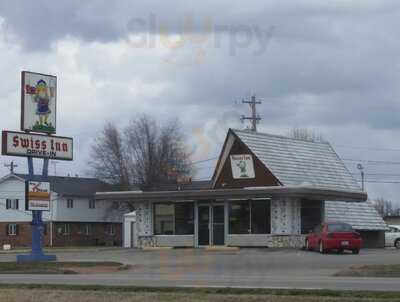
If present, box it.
[227,234,305,248]
[271,198,301,235]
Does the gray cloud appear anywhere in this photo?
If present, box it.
[1,1,400,205]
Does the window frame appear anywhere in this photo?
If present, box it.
[67,199,74,209]
[228,199,271,235]
[6,199,19,210]
[89,199,95,209]
[7,224,18,236]
[153,202,195,236]
[106,224,115,236]
[60,223,70,235]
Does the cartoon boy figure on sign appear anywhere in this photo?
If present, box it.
[32,79,55,133]
[237,160,249,178]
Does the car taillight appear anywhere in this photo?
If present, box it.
[353,232,361,239]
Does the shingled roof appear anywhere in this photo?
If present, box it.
[232,129,361,191]
[15,174,113,197]
[325,201,388,230]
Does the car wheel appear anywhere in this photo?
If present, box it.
[395,239,400,249]
[352,249,360,255]
[319,241,326,254]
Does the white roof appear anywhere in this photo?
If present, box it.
[233,129,361,191]
[325,201,388,230]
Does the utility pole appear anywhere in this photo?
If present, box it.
[357,163,365,191]
[241,95,262,132]
[4,161,18,174]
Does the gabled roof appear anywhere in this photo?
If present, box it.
[230,129,361,191]
[14,174,113,197]
[325,201,388,230]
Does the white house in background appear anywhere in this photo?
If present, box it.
[0,173,123,247]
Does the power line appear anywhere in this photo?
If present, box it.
[191,157,218,165]
[355,179,400,184]
[343,158,400,165]
[334,144,400,152]
[351,172,400,177]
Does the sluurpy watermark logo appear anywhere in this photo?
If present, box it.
[127,14,275,66]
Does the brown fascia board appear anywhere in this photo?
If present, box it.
[95,186,367,203]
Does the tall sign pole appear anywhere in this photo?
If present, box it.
[1,71,73,262]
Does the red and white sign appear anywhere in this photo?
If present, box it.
[2,131,73,160]
[26,181,50,211]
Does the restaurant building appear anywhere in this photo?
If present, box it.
[96,129,367,248]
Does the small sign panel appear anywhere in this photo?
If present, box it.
[2,130,73,160]
[230,154,255,179]
[21,71,57,134]
[26,181,51,211]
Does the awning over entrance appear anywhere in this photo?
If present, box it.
[96,186,367,203]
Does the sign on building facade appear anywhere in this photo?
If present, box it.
[21,71,57,134]
[26,181,51,211]
[230,154,255,179]
[2,131,73,160]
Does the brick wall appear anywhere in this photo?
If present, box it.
[0,222,51,248]
[52,222,122,246]
[0,222,122,248]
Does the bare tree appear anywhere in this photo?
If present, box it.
[125,115,193,189]
[372,197,394,217]
[89,115,193,190]
[88,122,130,189]
[288,128,325,142]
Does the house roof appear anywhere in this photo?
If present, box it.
[325,201,388,230]
[14,173,113,197]
[231,129,361,191]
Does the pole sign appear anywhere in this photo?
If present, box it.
[21,71,57,134]
[26,181,50,211]
[2,130,73,160]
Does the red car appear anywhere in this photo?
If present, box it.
[305,222,362,254]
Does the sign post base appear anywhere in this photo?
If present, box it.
[16,159,57,263]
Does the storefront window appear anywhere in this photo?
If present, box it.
[175,203,194,235]
[154,203,194,235]
[251,200,270,234]
[154,204,174,235]
[229,200,270,234]
[229,201,250,234]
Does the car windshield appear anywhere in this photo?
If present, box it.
[327,223,353,232]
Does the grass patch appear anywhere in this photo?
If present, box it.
[0,284,400,301]
[1,288,398,302]
[0,262,127,274]
[335,264,400,277]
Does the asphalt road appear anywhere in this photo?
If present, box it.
[0,248,399,291]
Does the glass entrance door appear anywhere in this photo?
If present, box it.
[198,205,210,246]
[197,204,225,246]
[212,205,225,245]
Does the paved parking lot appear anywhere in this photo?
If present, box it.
[0,247,399,290]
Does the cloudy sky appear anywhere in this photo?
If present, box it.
[0,1,400,204]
